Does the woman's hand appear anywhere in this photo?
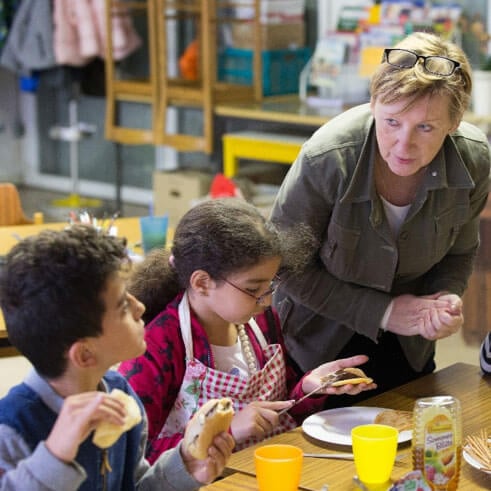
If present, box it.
[230,400,292,444]
[420,292,463,340]
[181,432,235,484]
[302,355,377,396]
[386,293,463,340]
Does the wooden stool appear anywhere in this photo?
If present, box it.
[222,131,306,178]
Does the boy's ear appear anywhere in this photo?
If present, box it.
[68,341,97,368]
[189,269,214,295]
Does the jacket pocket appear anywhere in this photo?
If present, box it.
[319,220,361,280]
[276,296,317,339]
[433,205,467,259]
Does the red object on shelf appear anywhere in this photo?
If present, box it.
[179,39,199,81]
[209,173,241,198]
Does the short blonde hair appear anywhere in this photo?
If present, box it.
[370,32,472,123]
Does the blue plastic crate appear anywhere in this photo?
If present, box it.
[218,47,312,96]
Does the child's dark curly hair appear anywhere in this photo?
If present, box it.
[128,198,317,324]
[0,225,128,378]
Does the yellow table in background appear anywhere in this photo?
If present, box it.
[0,218,142,355]
[0,217,142,256]
[222,131,307,178]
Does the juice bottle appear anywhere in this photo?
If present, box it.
[412,396,462,491]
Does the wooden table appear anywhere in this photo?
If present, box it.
[201,363,491,490]
[0,218,142,350]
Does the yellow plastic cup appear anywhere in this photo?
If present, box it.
[254,444,303,491]
[351,424,398,486]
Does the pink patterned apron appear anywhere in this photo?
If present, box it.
[156,292,297,450]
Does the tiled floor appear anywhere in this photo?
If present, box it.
[0,186,481,398]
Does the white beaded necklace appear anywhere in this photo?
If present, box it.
[236,324,258,374]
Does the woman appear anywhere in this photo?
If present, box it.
[270,32,491,404]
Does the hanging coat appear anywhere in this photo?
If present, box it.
[0,0,56,75]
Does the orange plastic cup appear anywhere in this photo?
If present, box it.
[254,444,303,491]
[352,424,398,486]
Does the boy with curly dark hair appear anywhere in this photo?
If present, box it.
[0,225,233,490]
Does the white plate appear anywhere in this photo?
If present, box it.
[302,406,413,446]
[463,443,491,475]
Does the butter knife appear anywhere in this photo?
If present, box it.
[277,369,345,416]
[304,452,354,460]
[305,452,409,463]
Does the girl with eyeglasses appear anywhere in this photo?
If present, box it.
[119,198,376,463]
[270,32,491,407]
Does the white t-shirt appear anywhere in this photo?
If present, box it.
[380,196,411,237]
[380,197,411,329]
[211,338,250,378]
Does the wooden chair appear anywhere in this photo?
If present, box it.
[0,183,34,226]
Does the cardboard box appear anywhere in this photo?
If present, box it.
[231,22,305,50]
[153,171,213,227]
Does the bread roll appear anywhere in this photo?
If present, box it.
[374,409,413,431]
[183,398,234,459]
[92,389,142,449]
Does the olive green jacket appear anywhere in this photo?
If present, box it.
[271,103,491,372]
